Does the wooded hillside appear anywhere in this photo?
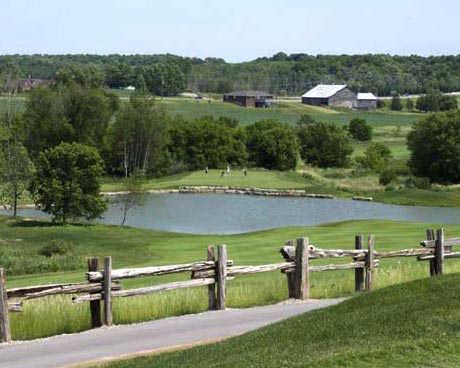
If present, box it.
[1,53,460,96]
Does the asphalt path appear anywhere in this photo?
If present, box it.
[0,298,344,368]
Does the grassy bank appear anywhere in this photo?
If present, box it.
[101,169,460,207]
[98,273,460,368]
[4,218,460,340]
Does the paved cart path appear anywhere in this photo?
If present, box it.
[0,298,344,368]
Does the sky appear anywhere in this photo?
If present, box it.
[0,0,459,62]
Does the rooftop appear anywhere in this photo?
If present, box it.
[224,91,273,97]
[357,92,377,100]
[302,84,347,98]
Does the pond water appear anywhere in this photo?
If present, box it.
[7,193,460,234]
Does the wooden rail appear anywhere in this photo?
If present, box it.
[0,227,455,343]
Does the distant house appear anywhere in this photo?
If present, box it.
[356,93,377,110]
[17,77,53,92]
[302,84,356,108]
[223,91,273,108]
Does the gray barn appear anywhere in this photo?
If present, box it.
[302,84,356,108]
[356,93,377,110]
[223,91,273,108]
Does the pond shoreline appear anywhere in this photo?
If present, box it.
[102,186,373,201]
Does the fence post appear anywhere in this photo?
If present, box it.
[0,268,11,343]
[426,229,435,276]
[435,228,445,276]
[294,237,309,300]
[207,245,217,310]
[365,235,375,291]
[216,244,227,310]
[285,240,296,298]
[88,257,102,328]
[103,256,113,326]
[355,235,365,292]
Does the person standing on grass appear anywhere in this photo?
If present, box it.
[227,164,231,176]
[243,168,247,176]
[205,166,208,174]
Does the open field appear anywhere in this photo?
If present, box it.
[98,273,460,368]
[4,217,460,340]
[0,93,420,127]
[159,98,420,126]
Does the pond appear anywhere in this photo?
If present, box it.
[7,193,460,234]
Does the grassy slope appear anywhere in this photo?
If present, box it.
[101,169,460,207]
[100,273,460,368]
[6,218,460,340]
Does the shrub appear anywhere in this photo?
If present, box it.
[376,99,386,109]
[407,110,460,183]
[416,92,458,112]
[405,176,432,190]
[379,169,397,186]
[297,122,353,168]
[39,240,75,257]
[406,99,414,111]
[390,95,402,111]
[356,143,392,172]
[348,118,372,141]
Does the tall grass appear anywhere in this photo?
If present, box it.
[11,258,460,341]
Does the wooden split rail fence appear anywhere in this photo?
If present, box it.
[0,228,458,343]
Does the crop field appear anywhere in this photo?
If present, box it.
[5,217,460,340]
[159,98,420,126]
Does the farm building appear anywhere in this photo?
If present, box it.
[301,84,356,108]
[356,93,377,110]
[223,91,274,108]
[17,77,53,92]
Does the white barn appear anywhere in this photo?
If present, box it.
[301,84,357,108]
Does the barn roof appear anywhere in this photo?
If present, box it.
[357,92,377,100]
[224,91,273,98]
[302,84,347,98]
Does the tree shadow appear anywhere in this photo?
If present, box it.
[8,218,95,228]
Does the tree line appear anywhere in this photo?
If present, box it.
[2,53,460,96]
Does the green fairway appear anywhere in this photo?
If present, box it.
[98,273,460,368]
[5,217,460,340]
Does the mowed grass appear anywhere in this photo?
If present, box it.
[98,273,460,368]
[5,218,460,340]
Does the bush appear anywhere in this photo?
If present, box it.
[390,95,402,111]
[405,176,432,190]
[416,92,458,112]
[348,118,372,141]
[39,240,75,257]
[407,110,460,183]
[356,143,393,172]
[297,122,353,168]
[376,99,386,109]
[406,99,414,111]
[379,169,397,186]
